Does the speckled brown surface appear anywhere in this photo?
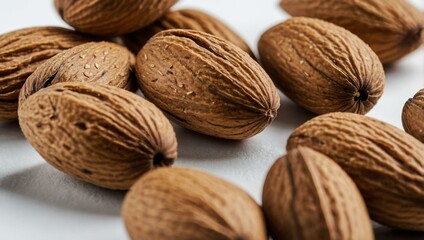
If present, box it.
[122,167,267,240]
[19,82,177,190]
[0,26,93,120]
[54,0,178,37]
[258,17,385,115]
[19,41,136,106]
[136,29,280,140]
[280,0,424,64]
[403,89,424,143]
[263,147,373,240]
[123,9,254,57]
[287,112,424,231]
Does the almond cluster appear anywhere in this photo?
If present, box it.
[0,0,423,239]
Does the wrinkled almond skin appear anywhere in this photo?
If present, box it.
[122,167,267,240]
[263,147,373,240]
[258,17,384,115]
[19,42,136,106]
[403,89,424,143]
[136,29,280,140]
[287,112,424,231]
[0,27,93,120]
[280,0,424,64]
[54,0,178,37]
[123,9,254,57]
[19,82,177,190]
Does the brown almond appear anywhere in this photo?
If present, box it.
[263,147,373,240]
[0,26,93,120]
[402,89,424,142]
[54,0,178,37]
[280,0,424,64]
[122,167,267,240]
[258,17,384,115]
[122,9,254,57]
[287,112,424,231]
[136,29,279,140]
[19,82,177,190]
[19,41,135,106]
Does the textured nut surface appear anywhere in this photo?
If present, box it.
[403,89,424,143]
[122,167,267,240]
[258,17,384,115]
[280,0,424,64]
[263,147,373,240]
[54,0,178,37]
[19,82,177,190]
[123,9,254,57]
[287,112,424,231]
[136,29,280,140]
[19,42,135,105]
[0,26,93,120]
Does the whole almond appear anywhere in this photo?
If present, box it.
[287,112,424,231]
[258,17,384,115]
[403,89,424,143]
[122,167,267,240]
[136,29,280,140]
[19,42,135,105]
[280,0,424,64]
[54,0,178,37]
[263,147,373,240]
[0,27,93,120]
[19,82,177,190]
[123,9,254,57]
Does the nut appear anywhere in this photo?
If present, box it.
[258,17,384,115]
[54,0,178,37]
[19,82,177,190]
[122,167,267,240]
[287,112,424,231]
[263,147,373,240]
[403,89,424,143]
[280,0,424,64]
[136,29,280,140]
[0,26,93,120]
[19,41,136,105]
[123,9,254,57]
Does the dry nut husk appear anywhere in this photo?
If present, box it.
[280,0,424,64]
[287,112,424,231]
[258,17,384,115]
[263,147,373,240]
[136,29,280,140]
[19,41,135,105]
[123,9,254,57]
[122,167,267,240]
[54,0,178,37]
[0,26,93,120]
[403,89,424,143]
[19,82,177,190]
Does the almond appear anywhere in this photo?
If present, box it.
[280,0,424,64]
[287,112,424,231]
[402,89,424,143]
[54,0,178,37]
[19,82,177,190]
[258,17,384,115]
[122,167,267,240]
[136,29,280,140]
[19,41,135,106]
[263,147,373,240]
[0,26,93,120]
[123,9,254,57]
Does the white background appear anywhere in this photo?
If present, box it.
[0,0,423,239]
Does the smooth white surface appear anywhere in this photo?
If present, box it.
[0,0,423,239]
